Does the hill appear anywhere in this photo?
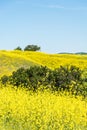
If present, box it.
[0,50,87,76]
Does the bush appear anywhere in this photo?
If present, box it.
[7,66,50,91]
[9,67,30,87]
[1,75,9,85]
[0,65,83,94]
[52,65,82,91]
[25,66,50,90]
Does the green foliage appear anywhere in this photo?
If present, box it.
[9,67,30,87]
[24,45,40,51]
[75,52,87,55]
[14,46,22,51]
[8,66,50,91]
[25,66,49,90]
[52,65,82,91]
[0,65,84,95]
[0,75,9,85]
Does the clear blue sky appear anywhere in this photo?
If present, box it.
[0,0,87,53]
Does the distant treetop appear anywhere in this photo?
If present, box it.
[14,46,22,51]
[14,44,41,52]
[24,45,41,51]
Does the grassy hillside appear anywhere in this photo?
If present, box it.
[0,50,87,76]
[0,50,38,76]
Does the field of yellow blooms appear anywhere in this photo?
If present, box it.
[0,50,87,129]
[1,50,87,77]
[0,85,86,130]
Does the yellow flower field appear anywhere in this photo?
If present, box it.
[0,50,87,129]
[0,85,87,130]
[0,50,87,77]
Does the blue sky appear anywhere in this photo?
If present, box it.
[0,0,87,53]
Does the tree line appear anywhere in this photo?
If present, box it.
[14,45,41,51]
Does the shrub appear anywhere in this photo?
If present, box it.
[0,65,83,94]
[0,75,9,85]
[8,66,50,91]
[52,65,82,91]
[9,67,30,87]
[25,66,50,90]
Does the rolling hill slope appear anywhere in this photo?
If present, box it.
[0,50,87,76]
[0,50,38,76]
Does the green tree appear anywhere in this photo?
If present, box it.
[24,45,40,51]
[14,46,22,51]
